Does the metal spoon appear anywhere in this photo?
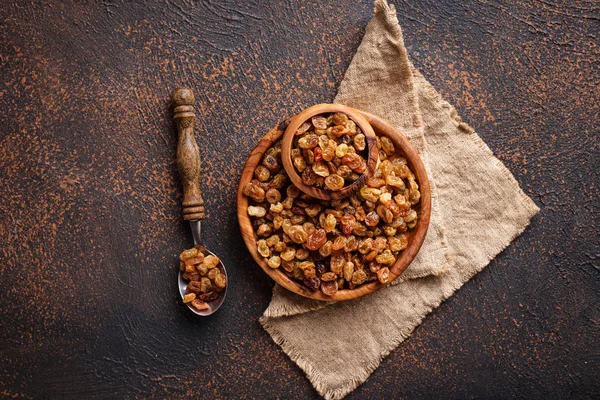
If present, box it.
[172,87,227,316]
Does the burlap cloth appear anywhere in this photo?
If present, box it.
[260,1,540,398]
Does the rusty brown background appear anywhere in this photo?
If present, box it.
[1,0,599,398]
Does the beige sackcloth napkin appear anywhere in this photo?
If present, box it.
[260,1,540,398]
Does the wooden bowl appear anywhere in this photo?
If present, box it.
[281,104,379,201]
[237,109,431,301]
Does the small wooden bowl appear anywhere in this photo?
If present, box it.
[281,104,379,201]
[237,109,431,302]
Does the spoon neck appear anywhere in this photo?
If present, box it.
[189,220,202,245]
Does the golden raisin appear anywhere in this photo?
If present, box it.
[248,206,267,217]
[341,153,363,171]
[324,174,345,191]
[357,238,373,254]
[265,188,281,204]
[389,234,408,251]
[351,270,367,285]
[214,273,227,289]
[352,223,368,237]
[254,165,271,182]
[203,255,220,269]
[331,125,349,137]
[293,156,307,172]
[243,182,266,202]
[321,280,338,296]
[195,262,208,275]
[303,266,316,278]
[367,177,386,188]
[296,121,312,135]
[280,247,296,262]
[312,116,328,130]
[383,225,397,236]
[305,229,327,250]
[332,236,347,251]
[360,187,380,202]
[376,250,396,265]
[273,215,284,229]
[186,281,202,294]
[305,203,322,217]
[256,224,272,237]
[346,119,357,134]
[373,236,387,252]
[298,261,315,271]
[183,293,196,303]
[180,247,198,261]
[268,256,281,269]
[343,261,355,282]
[319,240,333,257]
[377,267,391,284]
[270,202,283,213]
[364,250,379,261]
[207,268,219,280]
[270,173,287,189]
[365,211,380,227]
[330,254,345,273]
[302,168,319,186]
[288,225,308,244]
[337,165,352,179]
[322,140,337,161]
[191,299,209,311]
[335,143,349,158]
[298,134,318,149]
[323,213,337,232]
[332,112,349,126]
[262,154,279,173]
[344,235,358,252]
[321,272,337,282]
[385,175,405,189]
[257,240,270,258]
[380,136,395,155]
[376,205,394,224]
[404,209,417,223]
[303,148,315,165]
[295,248,309,260]
[281,260,295,272]
[394,163,411,178]
[292,212,307,223]
[200,277,213,293]
[340,214,356,235]
[286,185,300,198]
[353,134,366,151]
[312,161,330,177]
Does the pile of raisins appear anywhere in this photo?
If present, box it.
[243,133,421,297]
[291,112,368,191]
[180,246,226,311]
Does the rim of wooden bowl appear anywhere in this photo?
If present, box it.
[237,110,431,301]
[281,103,379,201]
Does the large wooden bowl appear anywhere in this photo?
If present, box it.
[237,110,431,301]
[281,104,379,201]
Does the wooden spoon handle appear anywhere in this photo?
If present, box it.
[172,88,205,221]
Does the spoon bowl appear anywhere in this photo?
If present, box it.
[178,249,227,316]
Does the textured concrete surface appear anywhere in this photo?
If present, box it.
[1,0,598,398]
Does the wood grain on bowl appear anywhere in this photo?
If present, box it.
[237,109,431,301]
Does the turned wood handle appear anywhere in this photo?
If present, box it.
[172,88,205,221]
